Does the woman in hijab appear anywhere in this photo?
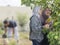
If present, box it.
[29,6,50,45]
[29,6,44,45]
[41,7,52,45]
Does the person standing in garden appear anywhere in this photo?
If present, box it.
[29,6,50,45]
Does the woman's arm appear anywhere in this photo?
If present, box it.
[30,16,43,32]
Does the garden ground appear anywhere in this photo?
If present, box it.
[0,32,32,45]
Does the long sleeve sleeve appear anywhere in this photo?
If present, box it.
[30,16,43,33]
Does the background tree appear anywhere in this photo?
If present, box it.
[17,12,29,32]
[21,0,60,45]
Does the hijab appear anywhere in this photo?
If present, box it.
[42,10,49,21]
[33,6,41,18]
[42,10,49,25]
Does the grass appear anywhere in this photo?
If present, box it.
[0,31,32,45]
[20,32,32,45]
[20,32,29,39]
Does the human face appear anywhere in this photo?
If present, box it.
[44,8,51,16]
[38,8,43,15]
[4,22,9,27]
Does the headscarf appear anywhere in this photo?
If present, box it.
[33,6,41,18]
[41,9,49,25]
[42,10,49,21]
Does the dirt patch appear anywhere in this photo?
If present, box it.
[0,32,32,45]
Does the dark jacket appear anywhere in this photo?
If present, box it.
[29,15,44,42]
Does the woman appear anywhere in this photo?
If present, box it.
[41,7,53,45]
[29,6,50,45]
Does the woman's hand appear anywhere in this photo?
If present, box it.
[43,24,50,29]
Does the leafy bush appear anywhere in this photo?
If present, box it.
[47,31,60,45]
[47,21,60,45]
[17,13,29,31]
[21,0,60,45]
[17,13,29,27]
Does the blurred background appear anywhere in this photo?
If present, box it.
[0,0,60,45]
[0,0,32,45]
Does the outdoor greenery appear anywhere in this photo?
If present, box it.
[0,21,3,28]
[0,28,30,45]
[21,0,60,45]
[17,13,29,27]
[17,13,29,31]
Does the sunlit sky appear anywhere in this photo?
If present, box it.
[0,0,22,7]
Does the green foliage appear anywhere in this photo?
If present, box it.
[0,21,3,27]
[17,13,29,31]
[0,29,4,34]
[17,13,29,27]
[21,0,60,45]
[47,31,60,45]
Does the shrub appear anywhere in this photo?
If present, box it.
[17,13,29,27]
[17,13,29,31]
[47,21,60,45]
